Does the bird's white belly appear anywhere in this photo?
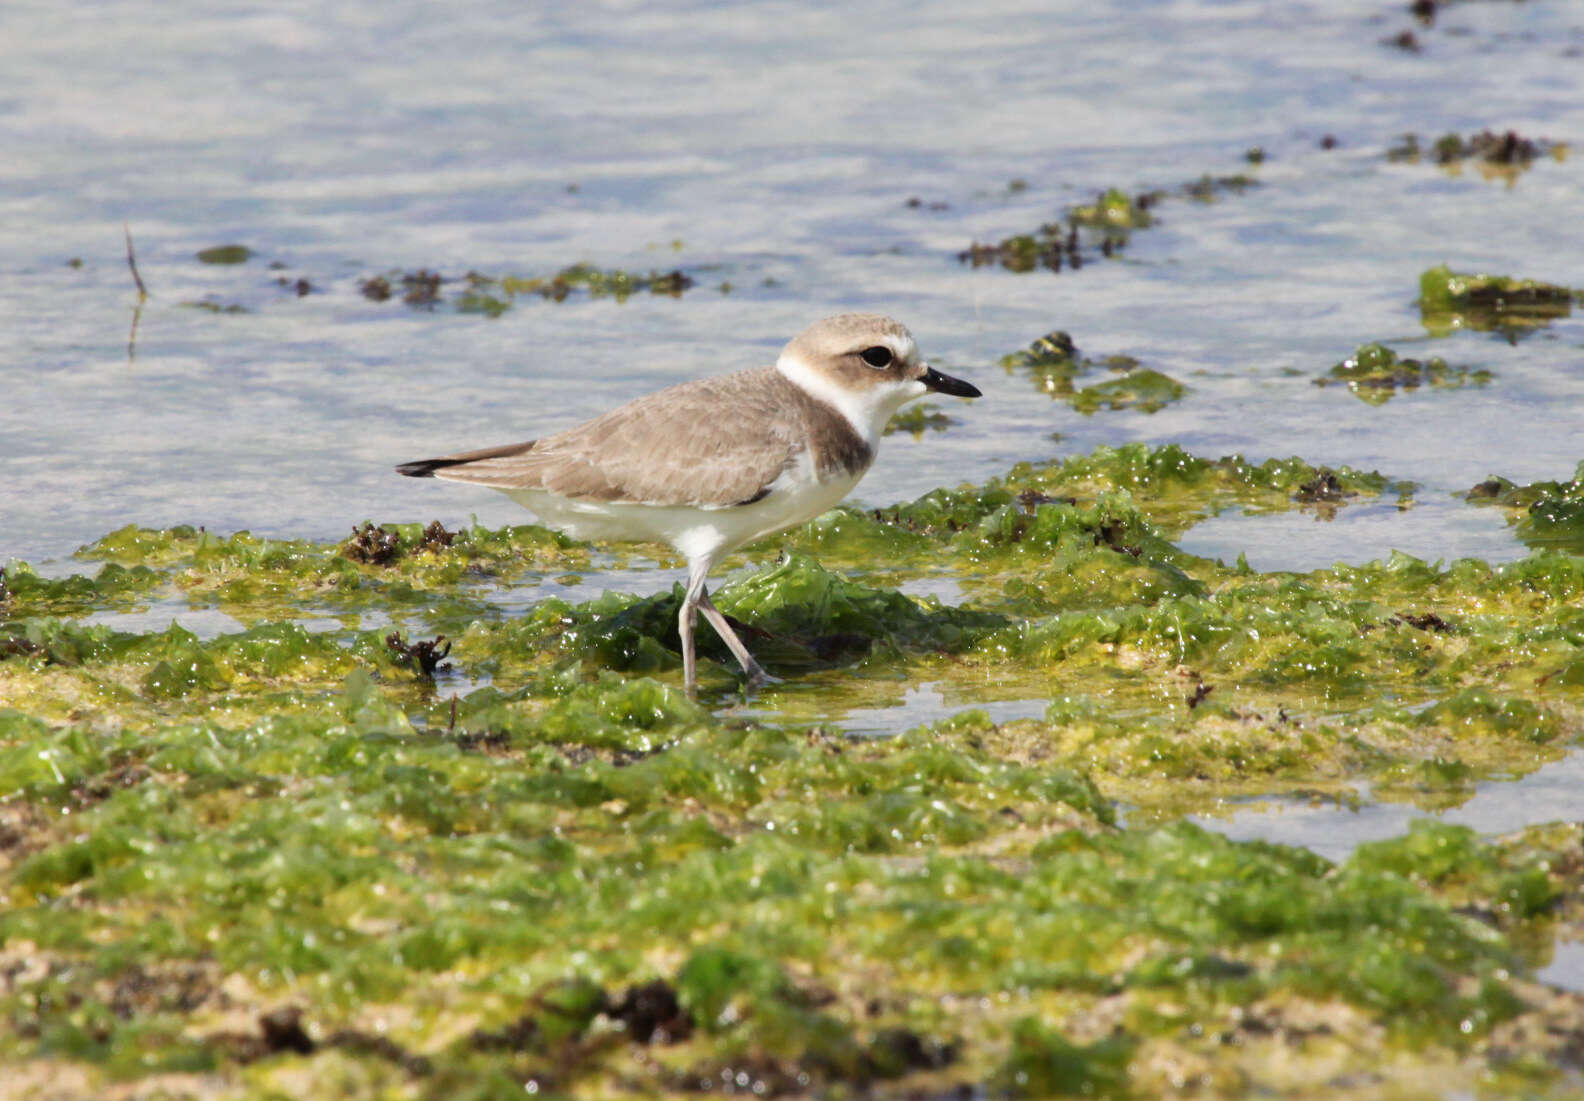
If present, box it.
[504,460,865,564]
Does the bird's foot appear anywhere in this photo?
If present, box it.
[742,666,783,695]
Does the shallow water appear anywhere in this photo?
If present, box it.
[834,682,1050,737]
[1193,751,1584,864]
[5,3,1583,855]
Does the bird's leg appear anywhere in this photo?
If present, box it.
[696,587,779,689]
[679,562,708,696]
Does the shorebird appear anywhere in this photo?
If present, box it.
[397,314,980,693]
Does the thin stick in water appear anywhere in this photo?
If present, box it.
[123,223,148,301]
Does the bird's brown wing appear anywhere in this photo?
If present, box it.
[402,367,807,508]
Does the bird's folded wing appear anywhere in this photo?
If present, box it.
[419,368,804,509]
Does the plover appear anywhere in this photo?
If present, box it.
[397,314,980,693]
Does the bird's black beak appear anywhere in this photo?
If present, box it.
[922,366,982,398]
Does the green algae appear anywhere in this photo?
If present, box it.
[959,167,1257,275]
[1071,367,1185,414]
[1067,186,1154,231]
[1419,264,1577,337]
[0,560,163,618]
[999,331,1186,412]
[65,521,588,635]
[959,187,1154,274]
[3,442,1583,1097]
[884,441,1395,540]
[1467,461,1584,554]
[362,265,697,315]
[1314,342,1491,404]
[195,244,253,264]
[883,403,951,437]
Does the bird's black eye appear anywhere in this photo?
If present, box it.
[859,346,893,368]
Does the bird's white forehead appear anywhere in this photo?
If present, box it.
[873,331,918,361]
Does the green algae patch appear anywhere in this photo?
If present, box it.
[6,443,1584,1096]
[959,187,1155,274]
[883,402,951,437]
[455,553,1005,688]
[1071,367,1185,414]
[1467,461,1584,554]
[66,520,588,635]
[361,265,697,314]
[3,792,1575,1097]
[925,442,1395,539]
[1314,342,1491,404]
[1419,264,1577,337]
[0,560,163,618]
[195,243,253,264]
[1067,186,1155,231]
[958,166,1257,275]
[998,331,1186,413]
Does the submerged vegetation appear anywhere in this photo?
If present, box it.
[3,441,1581,1097]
